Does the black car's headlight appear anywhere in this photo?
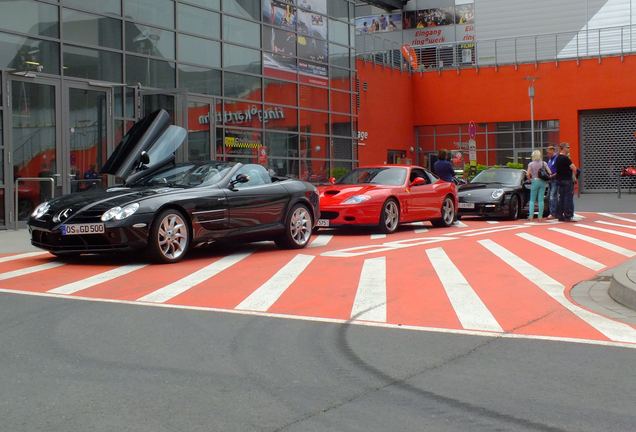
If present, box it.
[101,203,140,222]
[31,202,50,219]
[491,189,504,200]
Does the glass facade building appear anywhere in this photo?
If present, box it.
[0,0,357,227]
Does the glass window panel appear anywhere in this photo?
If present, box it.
[222,44,261,73]
[220,100,262,128]
[222,129,262,157]
[63,45,122,82]
[297,35,327,63]
[263,52,296,79]
[328,19,348,45]
[331,116,352,137]
[299,85,327,110]
[114,87,124,117]
[124,0,174,28]
[327,0,348,21]
[0,0,58,38]
[64,0,121,16]
[177,3,220,39]
[223,0,260,20]
[125,22,175,59]
[126,55,175,88]
[300,134,328,160]
[329,66,350,91]
[264,105,297,131]
[178,64,221,95]
[268,158,299,178]
[264,78,297,105]
[263,26,296,55]
[264,132,298,157]
[223,72,261,101]
[187,101,211,161]
[177,34,219,68]
[330,90,351,114]
[300,158,328,183]
[329,43,349,68]
[492,132,513,149]
[63,9,122,49]
[0,32,59,74]
[299,109,328,135]
[183,0,220,10]
[125,86,136,117]
[223,16,260,48]
[263,0,297,30]
[297,9,327,39]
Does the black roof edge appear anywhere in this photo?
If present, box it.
[362,0,407,11]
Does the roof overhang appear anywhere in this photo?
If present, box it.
[362,0,406,10]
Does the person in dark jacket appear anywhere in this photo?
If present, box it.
[433,149,456,182]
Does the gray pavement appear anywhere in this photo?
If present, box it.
[1,292,635,432]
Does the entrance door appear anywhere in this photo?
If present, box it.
[64,83,112,193]
[7,77,61,225]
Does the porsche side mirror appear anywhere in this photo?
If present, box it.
[139,151,150,165]
[410,177,426,187]
[329,177,336,185]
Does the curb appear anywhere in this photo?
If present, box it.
[608,258,636,311]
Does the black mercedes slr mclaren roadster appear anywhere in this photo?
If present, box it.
[28,110,319,263]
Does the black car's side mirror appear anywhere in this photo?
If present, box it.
[229,173,250,189]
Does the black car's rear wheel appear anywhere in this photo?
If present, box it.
[432,196,456,228]
[508,195,520,220]
[149,209,190,263]
[275,204,313,249]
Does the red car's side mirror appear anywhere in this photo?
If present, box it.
[410,177,426,187]
[329,177,336,185]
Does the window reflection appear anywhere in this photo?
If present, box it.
[126,22,175,59]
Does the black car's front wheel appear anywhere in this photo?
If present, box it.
[508,195,520,220]
[276,204,313,249]
[148,209,190,263]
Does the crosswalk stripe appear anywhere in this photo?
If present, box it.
[516,233,605,271]
[576,224,636,240]
[350,257,386,322]
[426,248,502,332]
[573,213,586,220]
[461,226,525,237]
[548,228,636,257]
[454,221,468,228]
[479,239,636,343]
[370,234,386,240]
[0,252,48,263]
[0,262,65,281]
[48,265,147,295]
[486,221,499,224]
[309,235,333,248]
[595,220,636,230]
[598,212,636,223]
[236,254,314,312]
[137,252,252,303]
[414,227,429,234]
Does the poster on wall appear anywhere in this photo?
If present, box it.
[354,13,402,34]
[263,0,297,29]
[297,0,326,15]
[455,3,474,24]
[403,8,455,30]
[298,9,327,39]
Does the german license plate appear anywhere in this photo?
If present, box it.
[316,219,330,227]
[61,223,105,235]
[458,202,475,209]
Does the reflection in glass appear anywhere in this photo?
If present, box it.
[299,85,328,110]
[63,9,121,49]
[223,44,261,73]
[221,129,262,158]
[178,65,221,95]
[0,1,58,37]
[126,55,175,88]
[264,105,296,131]
[142,94,175,121]
[185,0,220,10]
[329,43,349,68]
[300,110,328,135]
[299,156,328,183]
[328,18,348,45]
[124,0,174,28]
[263,26,296,56]
[333,137,352,160]
[223,16,260,48]
[126,22,175,59]
[11,81,57,219]
[329,66,350,91]
[0,32,59,74]
[187,101,211,161]
[177,4,220,39]
[264,132,298,158]
[63,45,122,82]
[220,100,262,128]
[223,0,260,20]
[64,0,121,16]
[328,0,348,20]
[177,34,220,68]
[223,72,261,101]
[300,134,328,159]
[68,88,107,192]
[330,90,351,114]
[264,78,297,105]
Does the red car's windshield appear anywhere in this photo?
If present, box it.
[338,168,407,186]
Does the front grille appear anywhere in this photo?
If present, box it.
[65,203,112,223]
[320,211,339,220]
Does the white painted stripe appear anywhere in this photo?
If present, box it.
[350,257,387,322]
[598,212,636,223]
[573,213,586,220]
[486,220,499,224]
[138,252,252,303]
[454,221,468,228]
[48,264,147,295]
[426,248,502,332]
[236,254,314,311]
[516,233,605,271]
[309,235,333,248]
[1,287,636,350]
[479,239,636,344]
[549,228,636,257]
[414,227,429,234]
[370,234,386,240]
[595,220,636,230]
[576,224,636,240]
[0,252,47,263]
[461,226,526,237]
[0,262,65,281]
[444,225,517,236]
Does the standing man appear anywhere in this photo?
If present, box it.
[433,149,456,182]
[546,146,559,219]
[555,143,577,222]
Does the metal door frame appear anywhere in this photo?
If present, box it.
[62,80,114,193]
[5,74,62,227]
[183,94,216,163]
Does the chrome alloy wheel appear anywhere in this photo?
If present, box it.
[442,198,455,225]
[384,200,399,232]
[157,214,188,260]
[290,206,312,246]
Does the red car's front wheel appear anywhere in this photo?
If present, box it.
[378,199,400,234]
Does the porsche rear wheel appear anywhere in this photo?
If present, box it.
[378,199,400,234]
[148,209,190,263]
[431,196,456,228]
[275,204,313,249]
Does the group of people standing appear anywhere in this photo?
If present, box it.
[526,142,578,223]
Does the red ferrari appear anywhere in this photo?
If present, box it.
[317,165,458,234]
